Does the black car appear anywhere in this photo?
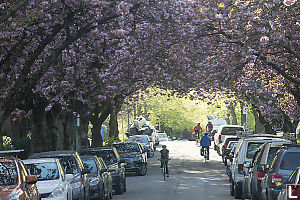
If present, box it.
[260,144,300,200]
[81,156,113,200]
[127,135,155,157]
[79,147,126,195]
[29,150,90,200]
[113,142,148,176]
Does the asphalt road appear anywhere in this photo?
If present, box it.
[113,140,235,200]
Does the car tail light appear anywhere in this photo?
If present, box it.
[218,135,221,143]
[271,174,282,188]
[257,171,265,183]
[238,164,244,174]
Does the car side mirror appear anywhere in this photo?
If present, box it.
[100,168,108,173]
[81,168,91,175]
[243,161,251,168]
[25,175,37,185]
[65,174,74,181]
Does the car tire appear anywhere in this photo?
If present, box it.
[115,181,124,195]
[234,183,242,199]
[148,150,155,158]
[138,163,147,176]
[230,181,234,196]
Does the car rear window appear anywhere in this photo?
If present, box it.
[280,152,300,170]
[128,137,149,143]
[81,150,117,166]
[26,162,59,181]
[0,162,18,185]
[246,142,264,159]
[221,127,244,135]
[266,147,280,165]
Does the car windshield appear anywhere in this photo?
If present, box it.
[89,150,118,166]
[82,158,98,173]
[128,137,148,143]
[280,152,300,170]
[0,162,18,186]
[222,127,244,135]
[246,142,264,159]
[158,134,167,138]
[114,143,140,154]
[266,147,280,165]
[57,156,78,174]
[26,162,59,181]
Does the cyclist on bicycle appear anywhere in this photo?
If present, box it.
[160,145,169,177]
[193,123,203,140]
[206,121,213,132]
[200,132,211,160]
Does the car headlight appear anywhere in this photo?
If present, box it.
[49,187,65,198]
[89,177,100,186]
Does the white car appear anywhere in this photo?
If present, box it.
[214,125,245,155]
[24,158,73,200]
[158,132,168,142]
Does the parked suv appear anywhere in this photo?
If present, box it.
[242,140,291,199]
[0,150,40,200]
[79,147,126,195]
[29,150,90,200]
[260,144,300,200]
[113,142,148,176]
[214,125,244,155]
[230,137,287,199]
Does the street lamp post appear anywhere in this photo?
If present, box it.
[73,114,80,151]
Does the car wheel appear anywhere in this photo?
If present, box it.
[115,180,124,195]
[148,150,155,158]
[234,183,242,199]
[230,181,234,196]
[138,163,147,176]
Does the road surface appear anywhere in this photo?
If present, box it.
[113,140,235,200]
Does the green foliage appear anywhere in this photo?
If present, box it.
[2,136,14,150]
[13,137,31,159]
[104,136,121,146]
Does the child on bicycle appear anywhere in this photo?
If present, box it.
[160,145,169,177]
[200,132,211,160]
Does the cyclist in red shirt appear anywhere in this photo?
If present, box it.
[193,123,203,140]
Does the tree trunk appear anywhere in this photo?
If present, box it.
[282,113,293,133]
[229,104,238,125]
[253,109,265,134]
[240,102,246,126]
[109,98,124,138]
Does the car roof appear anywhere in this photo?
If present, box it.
[242,137,287,142]
[220,125,243,128]
[29,150,77,158]
[23,158,59,164]
[129,135,148,137]
[80,147,113,151]
[80,155,96,159]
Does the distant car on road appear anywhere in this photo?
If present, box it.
[29,150,90,200]
[23,158,73,200]
[158,132,169,142]
[79,147,126,195]
[0,150,40,200]
[128,135,155,157]
[113,142,148,176]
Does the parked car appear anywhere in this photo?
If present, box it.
[277,166,300,200]
[214,125,245,155]
[260,144,300,200]
[230,137,287,199]
[227,145,238,182]
[113,142,148,176]
[29,150,90,200]
[128,135,155,157]
[222,137,240,163]
[79,147,126,195]
[81,156,113,200]
[0,150,40,200]
[223,140,239,166]
[158,132,168,142]
[24,158,73,200]
[242,140,291,200]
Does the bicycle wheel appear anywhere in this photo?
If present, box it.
[204,149,207,162]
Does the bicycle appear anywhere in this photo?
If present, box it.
[158,158,170,181]
[201,146,209,162]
